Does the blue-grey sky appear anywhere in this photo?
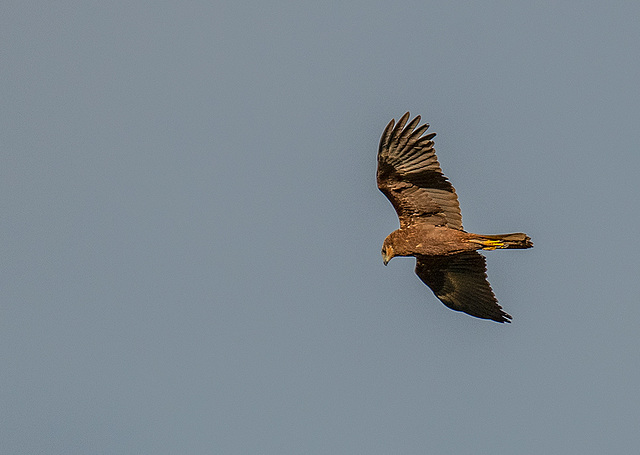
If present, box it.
[3,1,640,453]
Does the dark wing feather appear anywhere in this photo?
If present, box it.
[415,252,511,323]
[377,112,463,230]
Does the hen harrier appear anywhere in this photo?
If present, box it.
[378,112,532,323]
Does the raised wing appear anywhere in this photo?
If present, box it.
[377,112,463,230]
[415,252,511,323]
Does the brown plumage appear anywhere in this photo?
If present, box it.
[378,112,532,323]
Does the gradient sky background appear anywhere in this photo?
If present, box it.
[3,1,640,453]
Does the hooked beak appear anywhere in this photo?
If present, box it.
[382,247,393,266]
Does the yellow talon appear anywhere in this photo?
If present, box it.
[482,239,505,250]
[468,239,506,250]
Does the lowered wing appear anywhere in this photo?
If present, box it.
[415,252,512,323]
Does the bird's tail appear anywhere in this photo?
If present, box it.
[470,233,533,251]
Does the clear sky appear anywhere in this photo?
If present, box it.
[3,1,640,453]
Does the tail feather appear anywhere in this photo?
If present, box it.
[472,233,533,250]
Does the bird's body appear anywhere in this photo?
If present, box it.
[383,225,477,257]
[377,112,532,323]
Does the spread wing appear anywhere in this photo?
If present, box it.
[415,252,511,323]
[377,112,463,230]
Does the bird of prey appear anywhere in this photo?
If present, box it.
[378,112,532,323]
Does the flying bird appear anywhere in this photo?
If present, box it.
[378,112,532,323]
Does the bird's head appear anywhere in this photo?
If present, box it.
[381,239,395,266]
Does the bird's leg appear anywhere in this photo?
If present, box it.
[467,239,507,251]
